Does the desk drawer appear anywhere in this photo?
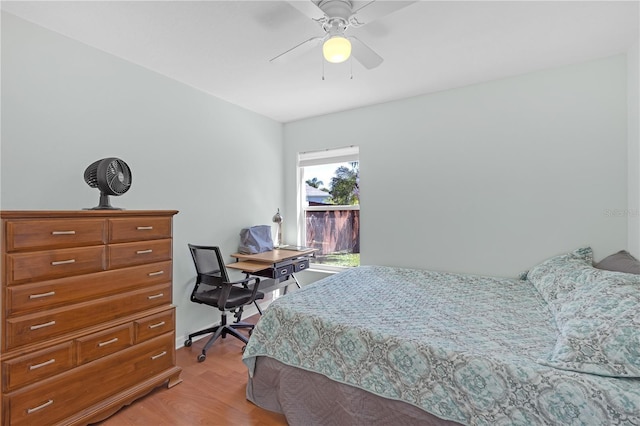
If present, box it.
[294,259,309,272]
[253,264,293,279]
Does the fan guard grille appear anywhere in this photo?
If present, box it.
[83,157,132,210]
[105,159,131,194]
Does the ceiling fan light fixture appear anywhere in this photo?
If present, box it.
[323,35,351,63]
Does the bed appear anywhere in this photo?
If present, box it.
[242,248,640,425]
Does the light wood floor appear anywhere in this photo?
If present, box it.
[95,315,287,426]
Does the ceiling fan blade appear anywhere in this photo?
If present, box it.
[350,1,417,27]
[270,36,324,63]
[349,36,383,69]
[286,0,326,21]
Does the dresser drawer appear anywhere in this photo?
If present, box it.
[109,217,172,243]
[5,219,106,252]
[4,333,175,426]
[76,323,134,365]
[5,283,172,350]
[6,246,106,285]
[109,239,172,269]
[2,342,74,393]
[135,309,175,343]
[6,261,173,316]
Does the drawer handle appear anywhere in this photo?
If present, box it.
[151,351,167,360]
[51,231,75,235]
[51,259,75,266]
[29,291,56,299]
[280,269,288,275]
[149,321,166,329]
[137,226,154,230]
[298,264,306,270]
[148,293,164,300]
[30,320,56,330]
[137,249,153,254]
[148,271,164,277]
[27,399,53,414]
[98,337,119,347]
[29,358,55,370]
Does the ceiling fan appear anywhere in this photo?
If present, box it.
[271,0,416,69]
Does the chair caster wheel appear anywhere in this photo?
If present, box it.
[248,329,252,336]
[197,353,206,362]
[242,345,246,353]
[184,339,192,347]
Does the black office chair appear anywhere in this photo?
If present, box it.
[184,244,263,362]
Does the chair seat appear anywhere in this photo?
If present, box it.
[195,286,264,307]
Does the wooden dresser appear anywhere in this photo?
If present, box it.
[0,210,182,426]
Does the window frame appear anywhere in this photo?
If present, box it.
[297,146,360,271]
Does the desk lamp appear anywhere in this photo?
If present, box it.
[272,208,283,248]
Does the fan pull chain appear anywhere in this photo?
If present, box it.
[350,55,353,80]
[320,55,354,80]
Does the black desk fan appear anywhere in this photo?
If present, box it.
[83,157,132,210]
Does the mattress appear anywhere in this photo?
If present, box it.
[242,265,640,425]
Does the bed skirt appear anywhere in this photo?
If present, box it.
[246,356,461,426]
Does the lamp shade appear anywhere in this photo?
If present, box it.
[323,36,352,64]
[272,208,283,247]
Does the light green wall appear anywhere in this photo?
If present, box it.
[284,55,631,277]
[628,41,640,257]
[1,12,284,344]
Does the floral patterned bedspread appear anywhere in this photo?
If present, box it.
[242,266,640,425]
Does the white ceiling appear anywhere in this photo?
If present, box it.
[2,1,639,123]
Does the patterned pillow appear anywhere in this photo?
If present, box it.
[528,248,640,377]
[526,247,594,312]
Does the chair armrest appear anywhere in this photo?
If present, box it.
[226,275,258,287]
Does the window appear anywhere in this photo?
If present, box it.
[297,146,360,269]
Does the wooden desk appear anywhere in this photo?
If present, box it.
[228,248,316,289]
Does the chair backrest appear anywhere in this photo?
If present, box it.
[187,244,230,286]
